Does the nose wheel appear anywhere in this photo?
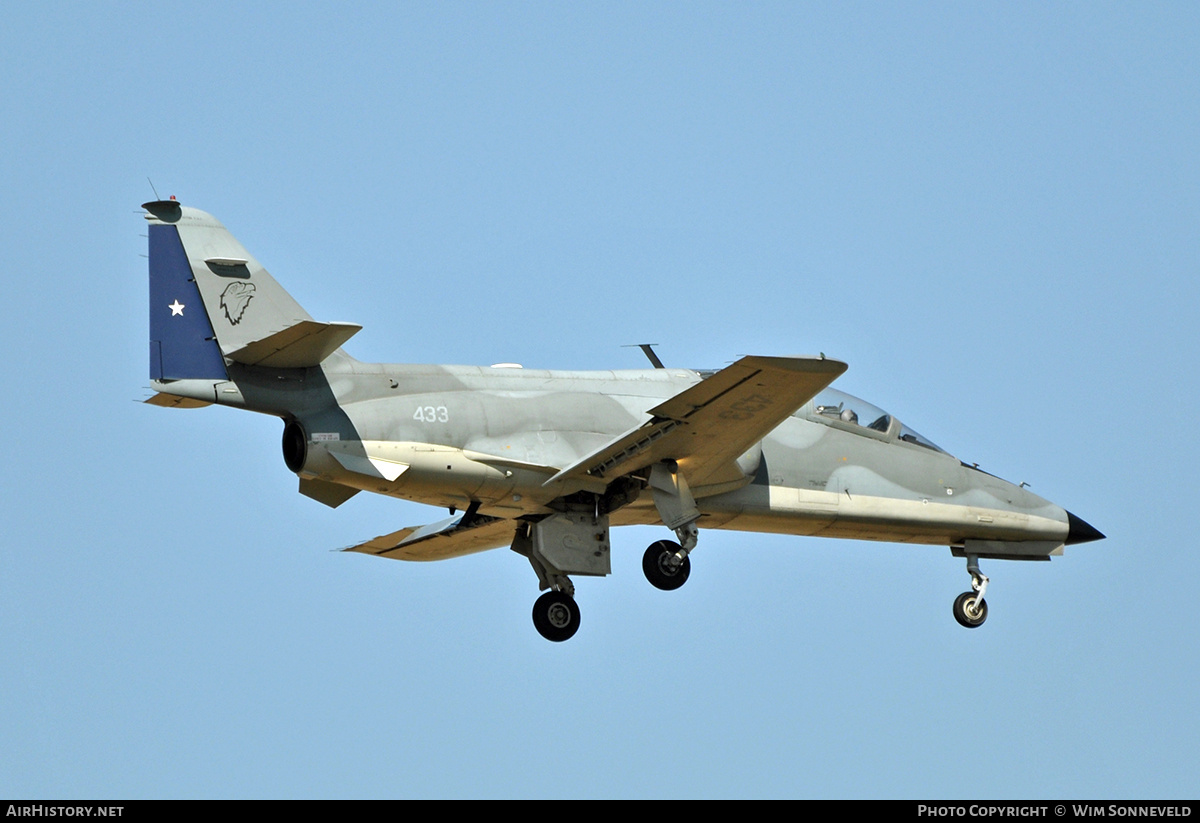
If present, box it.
[952,555,989,628]
[952,590,988,628]
[532,590,580,642]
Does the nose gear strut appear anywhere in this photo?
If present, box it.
[952,555,990,628]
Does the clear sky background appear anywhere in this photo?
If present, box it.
[2,2,1197,799]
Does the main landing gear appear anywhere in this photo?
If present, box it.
[514,512,610,642]
[641,462,700,592]
[518,463,703,641]
[952,555,989,629]
[532,590,581,642]
[642,539,691,590]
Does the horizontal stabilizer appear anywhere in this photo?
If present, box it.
[343,513,516,561]
[143,392,212,409]
[299,478,360,508]
[225,320,362,368]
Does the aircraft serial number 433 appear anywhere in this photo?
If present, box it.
[141,199,1104,641]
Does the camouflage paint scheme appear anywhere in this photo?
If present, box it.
[142,200,1103,640]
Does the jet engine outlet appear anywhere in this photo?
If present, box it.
[282,421,307,473]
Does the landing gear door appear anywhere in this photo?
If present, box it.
[533,512,611,577]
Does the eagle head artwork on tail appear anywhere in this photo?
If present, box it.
[220,281,256,325]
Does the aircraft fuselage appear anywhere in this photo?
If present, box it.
[157,353,1071,553]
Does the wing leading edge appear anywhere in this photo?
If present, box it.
[545,355,848,492]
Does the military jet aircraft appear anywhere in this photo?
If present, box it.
[141,199,1104,641]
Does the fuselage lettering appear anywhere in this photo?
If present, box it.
[413,405,449,423]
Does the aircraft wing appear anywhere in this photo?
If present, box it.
[342,512,517,562]
[545,355,847,491]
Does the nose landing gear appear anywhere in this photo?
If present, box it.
[952,556,989,628]
[953,590,988,628]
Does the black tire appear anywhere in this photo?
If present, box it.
[952,591,988,628]
[532,591,580,642]
[643,540,691,591]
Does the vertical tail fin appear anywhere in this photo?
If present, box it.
[144,200,359,378]
[146,201,228,380]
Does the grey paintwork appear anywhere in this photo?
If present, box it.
[142,201,1102,636]
[209,355,1063,539]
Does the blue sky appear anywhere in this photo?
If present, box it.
[2,2,1198,798]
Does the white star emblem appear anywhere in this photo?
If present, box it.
[168,300,185,316]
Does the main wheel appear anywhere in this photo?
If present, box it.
[643,540,691,591]
[532,591,580,642]
[952,591,988,628]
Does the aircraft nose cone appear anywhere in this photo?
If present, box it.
[1065,510,1105,545]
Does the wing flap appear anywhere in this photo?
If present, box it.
[546,355,847,490]
[342,513,517,561]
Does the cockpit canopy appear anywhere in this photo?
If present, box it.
[804,388,947,454]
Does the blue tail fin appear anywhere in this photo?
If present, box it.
[147,202,228,381]
[144,199,360,380]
